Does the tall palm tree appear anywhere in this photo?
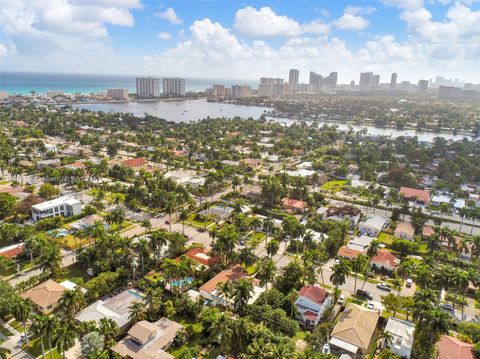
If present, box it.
[59,288,86,319]
[149,231,168,265]
[128,302,147,324]
[45,315,59,359]
[53,324,76,359]
[262,216,275,247]
[330,258,351,290]
[31,314,49,359]
[13,299,32,345]
[284,288,299,319]
[256,258,276,289]
[231,279,254,313]
[423,308,451,346]
[351,254,368,296]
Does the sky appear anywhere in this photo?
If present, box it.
[0,0,480,84]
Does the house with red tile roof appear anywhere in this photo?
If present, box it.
[437,335,474,359]
[422,225,435,239]
[0,243,24,260]
[337,246,362,260]
[122,157,148,169]
[177,248,219,269]
[399,187,430,205]
[326,206,362,227]
[199,265,264,307]
[371,249,400,272]
[295,285,333,328]
[282,197,308,213]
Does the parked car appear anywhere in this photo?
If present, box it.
[376,283,392,292]
[367,302,375,310]
[337,294,345,305]
[322,343,331,354]
[441,303,454,312]
[356,289,373,300]
[406,278,413,288]
[18,332,33,343]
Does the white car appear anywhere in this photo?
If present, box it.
[322,343,331,354]
[367,302,375,310]
[337,294,345,305]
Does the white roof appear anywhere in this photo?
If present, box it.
[348,235,374,248]
[330,336,358,354]
[454,198,465,209]
[431,194,451,204]
[33,196,80,210]
[286,169,315,177]
[360,215,388,231]
[385,317,415,348]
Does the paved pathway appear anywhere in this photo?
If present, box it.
[0,319,33,359]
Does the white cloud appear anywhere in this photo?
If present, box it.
[333,9,370,31]
[0,0,140,72]
[158,32,172,40]
[234,6,329,37]
[0,44,7,57]
[381,0,424,9]
[156,7,182,25]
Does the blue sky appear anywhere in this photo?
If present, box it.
[0,0,480,83]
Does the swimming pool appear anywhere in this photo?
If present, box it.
[170,277,194,288]
[128,290,143,299]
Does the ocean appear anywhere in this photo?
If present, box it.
[0,71,257,95]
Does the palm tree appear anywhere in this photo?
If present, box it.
[351,254,368,296]
[98,318,119,343]
[149,231,168,265]
[179,210,188,234]
[59,288,86,319]
[262,216,275,247]
[141,219,152,234]
[284,288,299,318]
[53,324,76,359]
[13,299,32,345]
[422,308,451,346]
[256,258,276,289]
[330,258,351,290]
[31,314,49,359]
[232,278,254,313]
[134,238,150,274]
[128,302,147,324]
[0,348,11,359]
[45,315,59,359]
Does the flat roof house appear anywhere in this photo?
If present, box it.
[295,285,333,329]
[76,289,144,329]
[31,196,82,222]
[330,303,379,357]
[21,279,68,314]
[358,215,388,237]
[382,317,415,359]
[111,318,183,359]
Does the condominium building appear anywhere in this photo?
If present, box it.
[212,84,225,97]
[390,73,397,90]
[163,77,185,96]
[107,88,129,100]
[231,85,251,98]
[31,196,82,222]
[136,77,160,99]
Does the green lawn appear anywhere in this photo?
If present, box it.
[23,337,62,359]
[378,231,394,245]
[57,264,89,284]
[10,319,25,333]
[60,234,95,250]
[145,271,164,284]
[320,180,348,192]
[183,213,215,229]
[0,325,13,337]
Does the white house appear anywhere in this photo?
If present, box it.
[358,215,388,237]
[31,196,82,222]
[382,317,415,359]
[295,285,333,328]
[347,235,374,253]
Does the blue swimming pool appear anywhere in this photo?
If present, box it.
[128,290,143,299]
[170,277,194,287]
